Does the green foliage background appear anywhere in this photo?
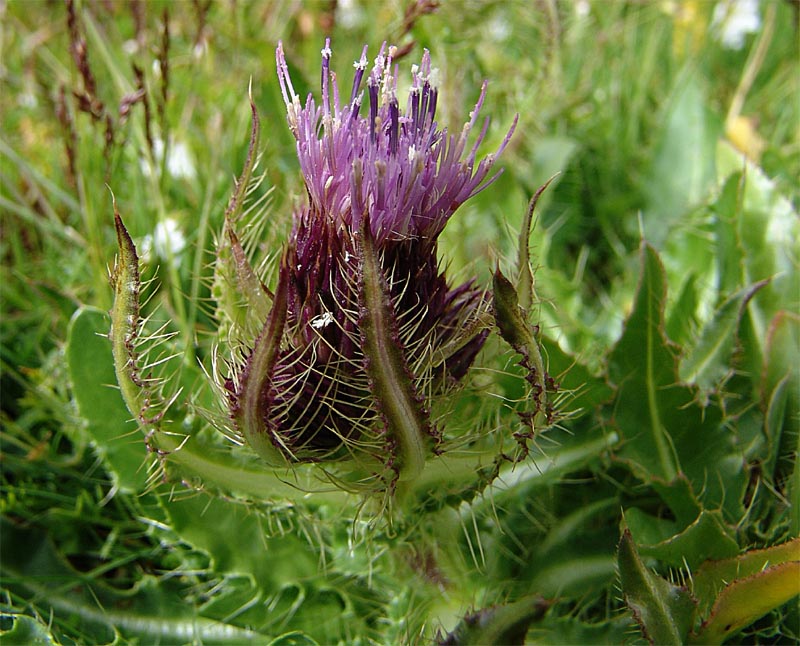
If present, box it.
[1,1,798,644]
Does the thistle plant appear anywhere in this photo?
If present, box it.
[222,40,518,492]
[8,3,799,642]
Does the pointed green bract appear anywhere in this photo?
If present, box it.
[358,221,430,481]
[516,176,557,311]
[109,207,148,424]
[225,98,261,224]
[493,266,549,425]
[214,99,272,340]
[234,259,290,466]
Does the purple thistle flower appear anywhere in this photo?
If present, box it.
[230,40,516,480]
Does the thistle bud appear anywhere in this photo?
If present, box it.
[228,40,516,486]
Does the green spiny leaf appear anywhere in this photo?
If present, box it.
[608,244,748,518]
[626,508,739,570]
[0,615,57,646]
[161,493,319,587]
[0,517,265,644]
[717,141,800,345]
[617,526,696,646]
[691,560,800,645]
[691,538,800,617]
[712,171,745,298]
[679,279,768,391]
[666,274,699,348]
[608,243,679,482]
[66,306,149,492]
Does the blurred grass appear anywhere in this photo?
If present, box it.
[1,0,798,643]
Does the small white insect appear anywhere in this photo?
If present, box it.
[310,312,335,329]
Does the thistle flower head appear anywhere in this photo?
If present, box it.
[229,40,516,484]
[277,40,515,246]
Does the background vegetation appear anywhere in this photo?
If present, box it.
[2,0,798,644]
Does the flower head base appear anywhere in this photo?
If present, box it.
[228,40,516,486]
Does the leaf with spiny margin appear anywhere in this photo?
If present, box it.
[625,508,739,570]
[0,517,264,644]
[0,615,56,645]
[712,172,745,299]
[717,141,800,347]
[679,279,768,392]
[763,312,800,454]
[161,493,318,588]
[651,475,702,527]
[438,596,550,646]
[66,306,149,493]
[540,335,613,418]
[761,311,800,534]
[358,219,430,481]
[607,243,747,519]
[691,538,800,618]
[666,274,699,348]
[163,493,381,644]
[607,243,679,482]
[690,560,800,645]
[617,527,696,646]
